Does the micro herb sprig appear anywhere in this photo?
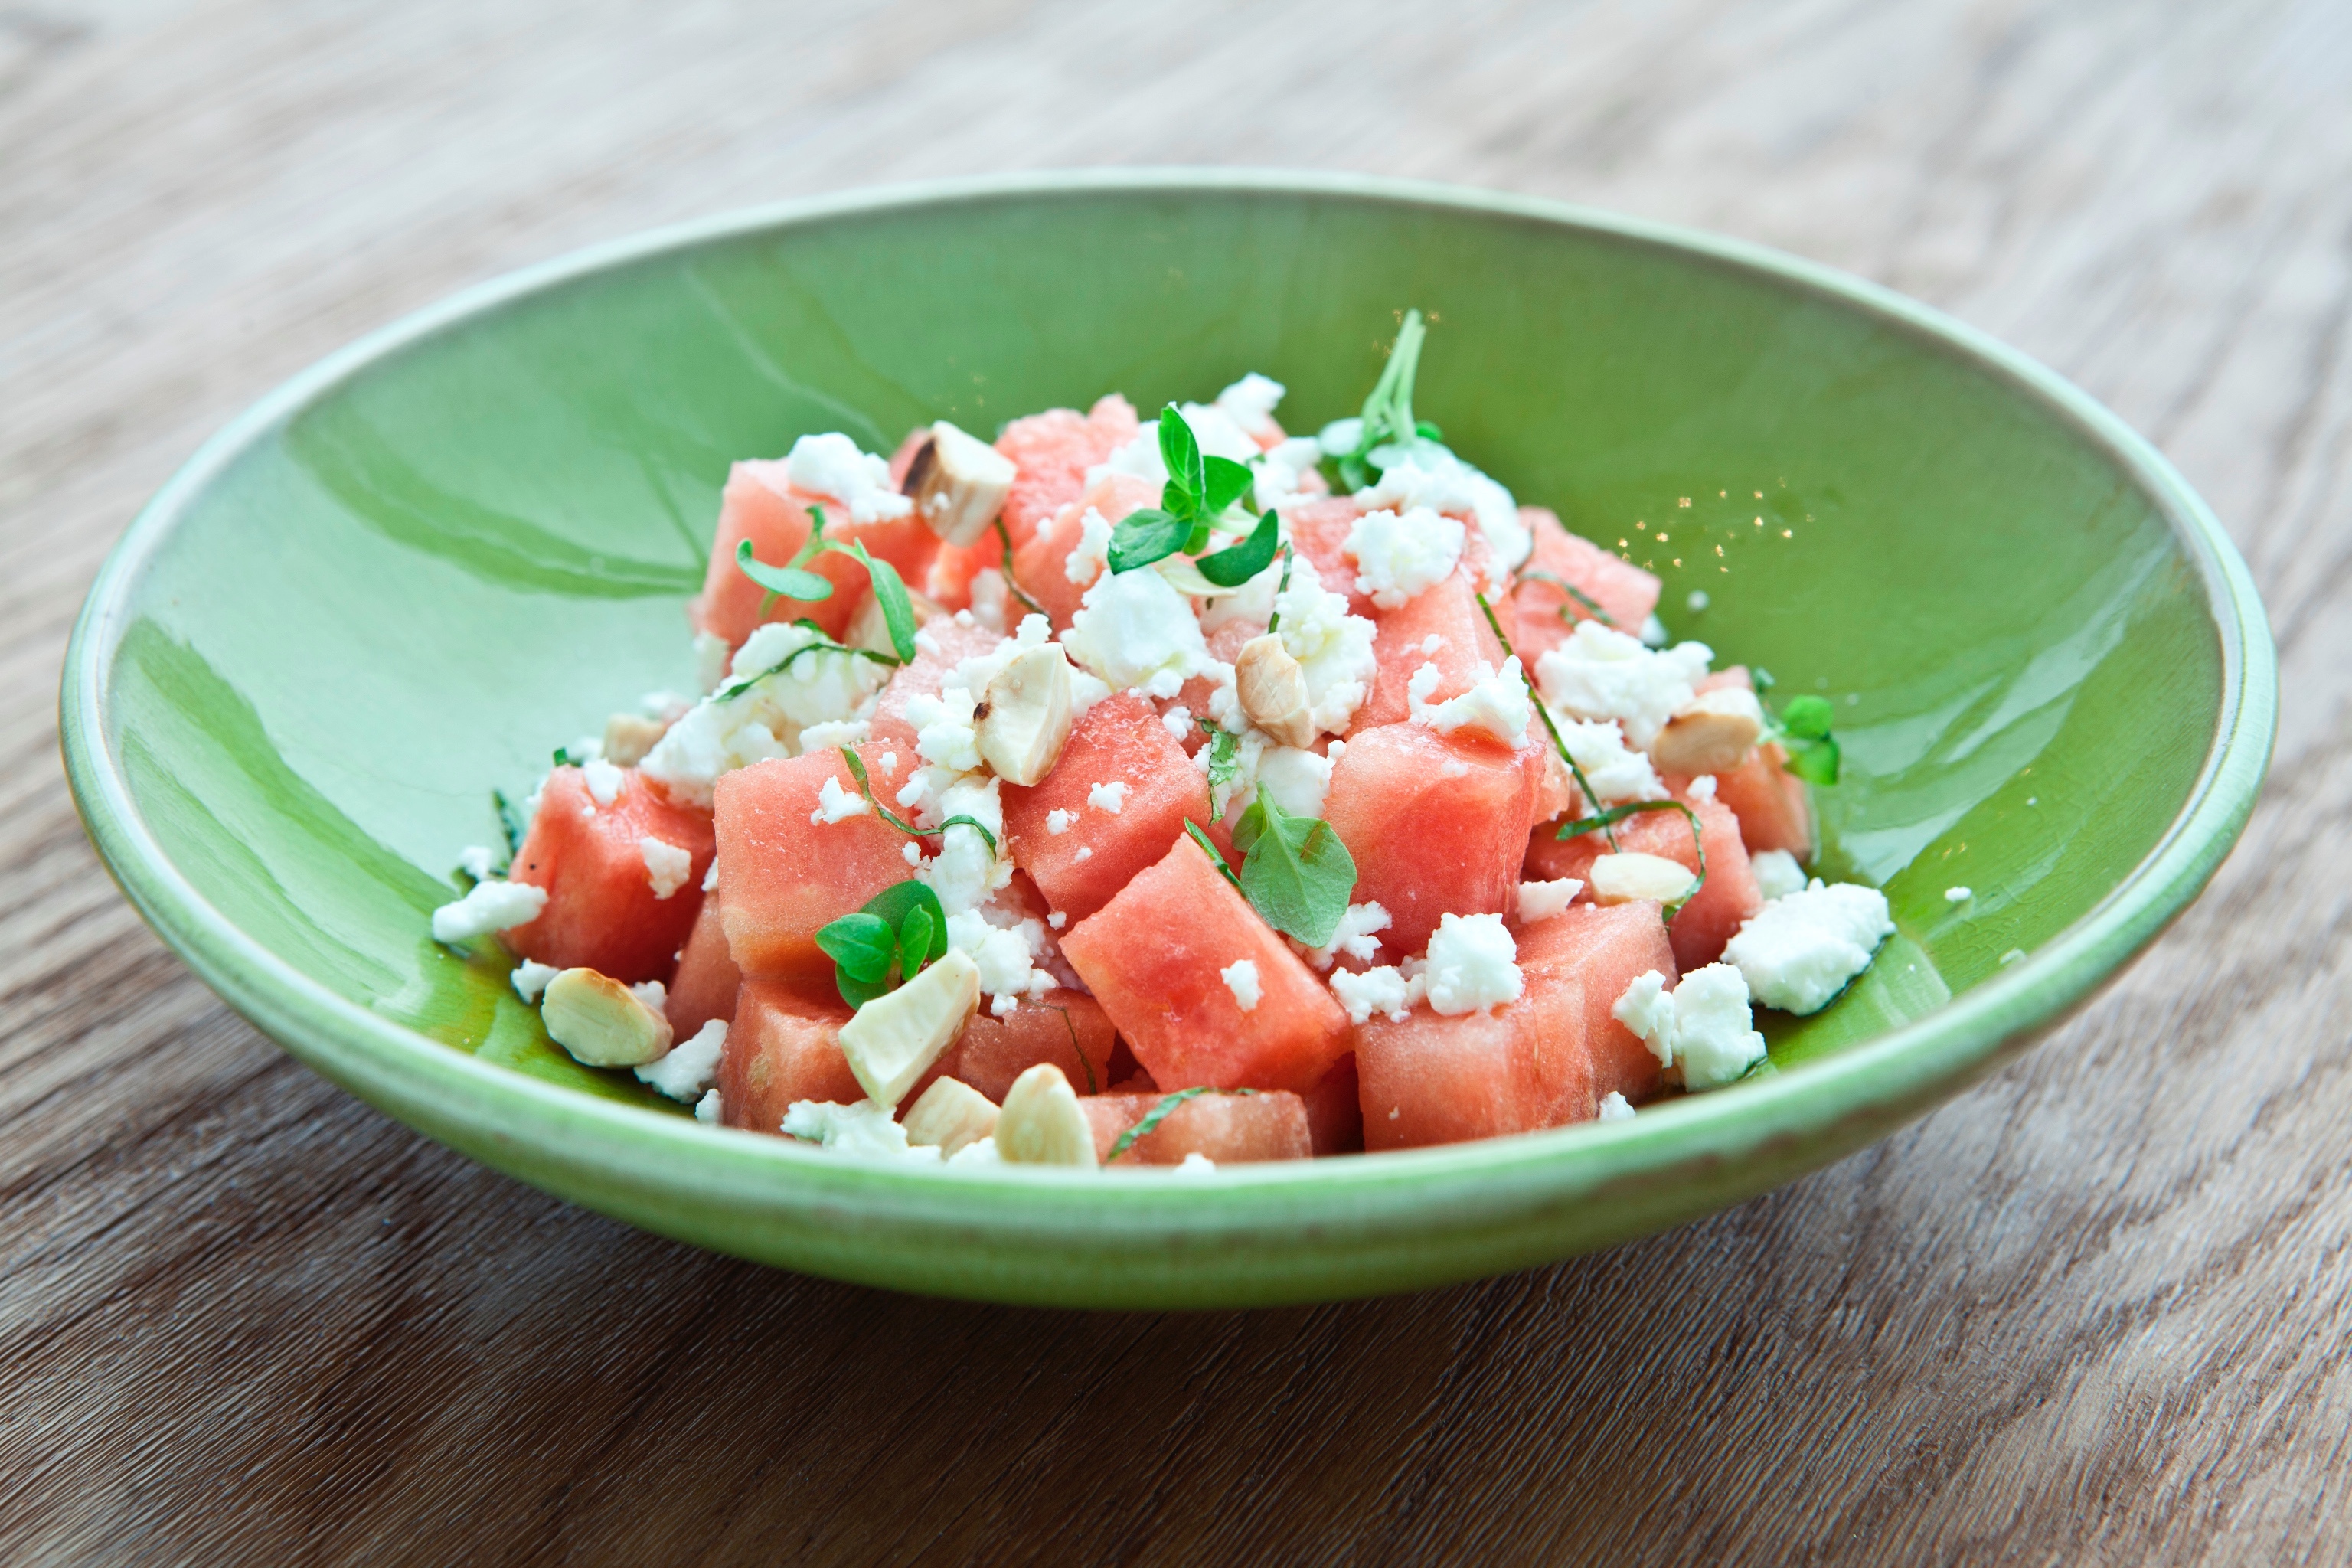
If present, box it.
[492,789,525,864]
[1767,694,1842,786]
[1230,791,1357,948]
[993,515,1047,619]
[713,634,899,702]
[1516,567,1616,629]
[1105,1086,1259,1164]
[815,880,950,1007]
[734,503,920,662]
[1554,798,1710,920]
[838,748,1000,859]
[1108,404,1260,573]
[1473,590,1618,852]
[1195,719,1243,822]
[1044,1002,1097,1094]
[1331,309,1444,492]
[1184,821,1243,891]
[1264,546,1296,636]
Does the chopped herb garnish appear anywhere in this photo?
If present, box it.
[1044,1002,1098,1094]
[712,635,898,702]
[734,504,920,661]
[1554,798,1709,920]
[1194,508,1282,588]
[1105,1086,1258,1164]
[1230,792,1357,948]
[1768,694,1841,786]
[1264,546,1296,635]
[1473,590,1618,851]
[1517,567,1616,629]
[839,747,998,858]
[994,515,1047,619]
[1331,309,1430,492]
[1196,719,1243,821]
[1184,820,1243,890]
[1109,404,1258,573]
[734,533,831,608]
[492,789,526,863]
[815,879,949,1007]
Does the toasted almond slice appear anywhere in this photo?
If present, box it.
[848,584,948,656]
[903,1076,1001,1157]
[541,968,674,1067]
[1235,633,1316,748]
[1589,851,1700,907]
[603,713,670,768]
[995,1063,1097,1167]
[838,949,981,1108]
[1650,686,1765,776]
[975,642,1076,785]
[903,420,1018,547]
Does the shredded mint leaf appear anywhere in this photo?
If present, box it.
[1517,567,1616,629]
[492,789,525,862]
[1105,1086,1258,1164]
[831,537,919,662]
[1264,546,1296,635]
[1109,508,1194,573]
[840,747,998,858]
[1231,793,1357,947]
[735,536,833,607]
[1473,590,1619,851]
[1184,820,1242,890]
[1196,720,1243,821]
[994,516,1047,618]
[1195,509,1281,589]
[1553,798,1709,919]
[1044,1003,1097,1094]
[714,637,897,702]
[817,880,949,1007]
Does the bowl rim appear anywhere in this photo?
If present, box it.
[59,168,2277,1241]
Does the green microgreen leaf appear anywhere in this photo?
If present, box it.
[1762,692,1841,786]
[1473,589,1618,851]
[816,912,896,983]
[713,636,899,702]
[830,537,919,662]
[1330,309,1430,491]
[1196,720,1243,822]
[1157,403,1206,509]
[735,536,833,609]
[492,789,525,862]
[1105,1086,1259,1164]
[1779,694,1836,740]
[816,880,950,1008]
[1200,455,1256,518]
[838,748,999,858]
[1230,792,1357,948]
[1108,508,1193,573]
[1782,735,1842,786]
[1184,820,1243,890]
[1553,799,1710,922]
[896,903,936,982]
[1264,546,1296,636]
[1194,509,1282,588]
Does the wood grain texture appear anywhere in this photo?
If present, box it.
[5,0,2348,1560]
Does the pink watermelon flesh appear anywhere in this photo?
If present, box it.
[1002,691,1210,923]
[1351,570,1509,733]
[1710,742,1815,858]
[865,616,1010,753]
[1302,1054,1364,1155]
[1527,792,1762,970]
[1508,507,1661,660]
[1279,496,1379,619]
[1059,835,1352,1093]
[720,981,860,1132]
[690,462,942,651]
[1320,722,1544,960]
[665,893,741,1041]
[506,766,715,985]
[1080,1090,1313,1165]
[993,395,1139,550]
[1354,994,1592,1151]
[712,745,916,990]
[942,989,1119,1102]
[1010,471,1159,631]
[1514,900,1678,1105]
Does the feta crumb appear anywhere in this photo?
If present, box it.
[1255,745,1338,821]
[1046,808,1074,836]
[879,751,899,773]
[1215,371,1285,433]
[1422,913,1523,1015]
[1344,505,1464,609]
[510,959,559,1002]
[1640,614,1669,648]
[1687,590,1710,612]
[1356,449,1530,581]
[693,630,733,694]
[1611,965,1767,1089]
[1221,959,1263,1011]
[903,685,982,773]
[581,756,625,808]
[1251,436,1326,509]
[431,880,547,943]
[1308,900,1391,970]
[1408,655,1531,746]
[629,978,667,1014]
[693,1088,722,1124]
[1063,505,1114,585]
[1161,704,1193,740]
[640,836,694,898]
[1555,717,1668,805]
[1687,773,1717,801]
[641,621,890,808]
[798,718,869,753]
[1272,573,1377,735]
[1421,634,1446,655]
[1598,1092,1635,1122]
[903,841,922,865]
[457,844,499,881]
[1074,846,1093,862]
[1176,1150,1217,1174]
[1534,621,1713,749]
[1062,566,1217,699]
[1723,880,1895,1014]
[946,1135,1004,1167]
[780,1099,940,1161]
[1331,964,1425,1024]
[635,1019,726,1101]
[1517,878,1583,924]
[1945,886,1973,904]
[703,861,720,893]
[1749,849,1807,903]
[782,432,913,524]
[809,775,870,825]
[991,993,1017,1017]
[1048,911,1067,930]
[1088,780,1128,814]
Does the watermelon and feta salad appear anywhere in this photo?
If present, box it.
[430,311,1893,1170]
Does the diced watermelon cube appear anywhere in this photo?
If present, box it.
[506,766,716,984]
[865,616,1010,753]
[689,462,941,651]
[1279,496,1378,619]
[1080,1090,1313,1165]
[1513,900,1679,1105]
[1525,792,1762,969]
[1509,507,1661,661]
[994,395,1139,548]
[711,745,916,989]
[665,893,741,1041]
[720,981,859,1133]
[1060,835,1352,1093]
[1003,692,1209,923]
[1355,998,1592,1151]
[942,989,1119,1102]
[1710,743,1815,858]
[1350,570,1508,732]
[1302,1054,1364,1155]
[1010,471,1159,630]
[1320,722,1544,959]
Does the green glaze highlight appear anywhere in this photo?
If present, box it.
[61,172,2275,1307]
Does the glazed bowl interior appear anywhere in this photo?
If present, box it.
[64,172,2271,1307]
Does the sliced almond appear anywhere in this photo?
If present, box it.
[974,642,1076,785]
[1650,686,1765,776]
[603,713,670,768]
[903,420,1018,547]
[848,584,948,657]
[1589,852,1700,907]
[541,968,674,1067]
[1235,633,1316,748]
[837,948,981,1108]
[902,1076,1000,1157]
[995,1063,1098,1168]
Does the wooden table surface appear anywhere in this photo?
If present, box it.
[8,1,2350,1561]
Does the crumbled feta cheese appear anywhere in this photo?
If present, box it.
[1221,959,1263,1012]
[1161,704,1193,740]
[780,1099,941,1161]
[1408,656,1531,746]
[1611,965,1767,1089]
[581,756,625,808]
[946,906,1054,1008]
[1254,744,1338,821]
[693,631,733,694]
[431,880,547,943]
[1945,886,1973,904]
[641,622,891,808]
[1612,972,1678,1068]
[782,432,913,524]
[903,685,982,773]
[1088,780,1128,814]
[1723,880,1894,1014]
[1598,1091,1635,1122]
[510,959,559,1002]
[1048,911,1067,930]
[1307,900,1390,970]
[1096,404,1262,486]
[1640,614,1669,648]
[703,861,720,893]
[1252,436,1325,509]
[1318,416,1365,456]
[1344,506,1464,609]
[1420,634,1445,655]
[1517,878,1583,924]
[809,776,869,825]
[1272,573,1377,735]
[635,1019,726,1101]
[1356,449,1530,580]
[1749,849,1808,903]
[798,718,870,753]
[1331,964,1426,1024]
[902,841,922,866]
[457,844,499,881]
[640,836,694,898]
[911,773,1008,916]
[1555,717,1668,805]
[1046,808,1074,835]
[968,567,1010,632]
[1216,371,1285,433]
[1074,846,1093,861]
[947,1135,1003,1167]
[1422,913,1523,1015]
[1534,621,1713,749]
[1062,566,1217,700]
[629,978,667,1014]
[1063,505,1114,585]
[1687,773,1717,801]
[694,1088,722,1123]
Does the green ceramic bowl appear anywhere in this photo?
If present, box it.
[61,172,2274,1308]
